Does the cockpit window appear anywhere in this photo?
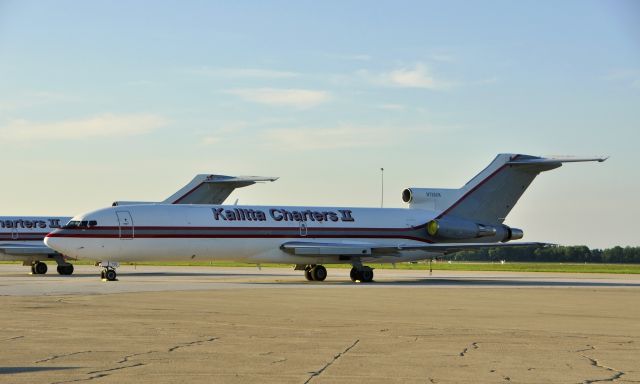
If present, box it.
[63,220,98,229]
[63,220,80,229]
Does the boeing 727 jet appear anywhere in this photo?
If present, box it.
[1,174,276,274]
[45,154,606,282]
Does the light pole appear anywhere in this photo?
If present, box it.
[380,167,384,208]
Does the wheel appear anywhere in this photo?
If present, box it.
[31,264,36,274]
[57,264,74,275]
[360,268,374,283]
[350,267,359,282]
[311,265,327,282]
[304,268,314,281]
[34,262,48,275]
[104,269,117,281]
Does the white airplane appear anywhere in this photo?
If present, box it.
[1,174,276,275]
[45,153,606,282]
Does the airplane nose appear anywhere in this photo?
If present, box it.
[44,234,67,254]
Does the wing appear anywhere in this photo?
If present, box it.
[0,243,55,256]
[280,241,547,257]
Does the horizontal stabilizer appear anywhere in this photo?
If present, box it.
[507,156,608,165]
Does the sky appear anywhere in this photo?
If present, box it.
[0,0,638,248]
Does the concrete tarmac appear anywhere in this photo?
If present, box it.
[1,264,639,383]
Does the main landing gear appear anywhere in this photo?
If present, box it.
[98,261,119,281]
[29,260,74,275]
[350,266,374,283]
[30,261,48,275]
[297,264,375,283]
[57,264,74,275]
[304,265,327,281]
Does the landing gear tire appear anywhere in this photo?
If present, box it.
[350,266,374,283]
[104,269,117,281]
[304,267,314,281]
[57,264,74,275]
[360,268,374,283]
[310,265,327,282]
[32,262,48,275]
[350,267,358,282]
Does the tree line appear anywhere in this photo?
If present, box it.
[449,245,640,263]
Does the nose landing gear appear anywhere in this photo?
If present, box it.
[98,261,119,281]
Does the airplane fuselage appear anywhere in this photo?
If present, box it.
[45,204,494,264]
[0,216,70,262]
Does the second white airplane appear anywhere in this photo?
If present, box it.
[45,153,606,282]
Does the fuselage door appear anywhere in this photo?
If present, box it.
[11,226,18,240]
[116,211,134,239]
[299,221,308,237]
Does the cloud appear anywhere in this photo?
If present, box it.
[261,124,435,150]
[188,67,299,79]
[225,88,330,108]
[0,91,73,112]
[386,64,448,89]
[358,64,451,90]
[606,69,640,88]
[0,113,167,142]
[378,103,407,111]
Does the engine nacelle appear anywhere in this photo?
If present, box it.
[426,218,497,239]
[503,227,524,242]
[402,188,462,210]
[426,218,524,242]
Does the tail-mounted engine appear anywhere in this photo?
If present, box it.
[425,217,523,242]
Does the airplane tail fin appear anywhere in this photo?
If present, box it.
[403,153,607,224]
[162,175,278,205]
[112,175,278,206]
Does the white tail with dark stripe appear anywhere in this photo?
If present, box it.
[404,154,607,225]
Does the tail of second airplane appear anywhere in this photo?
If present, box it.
[403,153,606,225]
[112,175,278,206]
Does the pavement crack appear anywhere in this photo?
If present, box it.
[49,363,145,384]
[86,363,146,375]
[272,358,287,364]
[5,335,24,341]
[581,354,625,383]
[117,350,156,364]
[574,345,596,353]
[303,339,359,384]
[168,337,218,352]
[460,342,479,357]
[36,350,92,363]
